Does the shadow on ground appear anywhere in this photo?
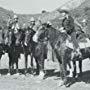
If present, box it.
[43,69,90,87]
[0,68,90,87]
[76,71,90,83]
[64,70,90,87]
[0,68,34,75]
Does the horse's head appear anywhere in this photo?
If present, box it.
[15,29,23,46]
[4,30,13,46]
[33,23,68,49]
[24,28,36,46]
[33,23,49,43]
[4,29,22,46]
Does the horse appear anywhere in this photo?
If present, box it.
[4,29,23,75]
[0,29,7,74]
[4,27,45,76]
[24,27,48,78]
[34,23,90,87]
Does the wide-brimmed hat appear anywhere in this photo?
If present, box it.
[30,17,35,22]
[57,9,69,14]
[13,15,18,19]
[82,19,87,23]
[57,6,70,14]
[47,21,52,26]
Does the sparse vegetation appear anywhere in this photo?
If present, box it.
[0,0,90,30]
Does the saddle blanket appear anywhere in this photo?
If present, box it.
[66,38,90,49]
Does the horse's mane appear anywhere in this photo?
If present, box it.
[47,26,68,47]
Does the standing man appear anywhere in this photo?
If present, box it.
[58,9,82,57]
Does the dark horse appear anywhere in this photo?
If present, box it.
[24,27,48,78]
[4,29,23,75]
[0,29,7,72]
[34,23,90,86]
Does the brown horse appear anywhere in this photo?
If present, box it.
[24,27,48,78]
[34,23,90,87]
[0,29,7,75]
[4,29,23,75]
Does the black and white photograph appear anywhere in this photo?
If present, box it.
[0,0,90,90]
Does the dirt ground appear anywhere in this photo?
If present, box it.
[0,53,90,90]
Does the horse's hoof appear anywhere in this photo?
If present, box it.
[37,71,45,80]
[78,73,82,78]
[58,80,64,87]
[7,73,11,76]
[73,72,76,78]
[65,83,71,87]
[68,74,73,77]
[75,74,79,78]
[24,71,27,74]
[35,71,39,76]
[68,69,73,78]
[35,80,42,83]
[21,75,25,78]
[0,74,1,76]
[30,74,34,78]
[15,73,19,76]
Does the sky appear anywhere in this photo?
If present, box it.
[0,0,70,14]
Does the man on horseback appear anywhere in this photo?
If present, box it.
[7,15,20,34]
[81,19,88,34]
[11,15,20,34]
[7,16,13,31]
[28,17,36,30]
[28,17,36,35]
[59,9,82,58]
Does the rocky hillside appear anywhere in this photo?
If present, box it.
[0,7,14,28]
[0,0,90,29]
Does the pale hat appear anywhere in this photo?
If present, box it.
[47,21,52,26]
[30,17,35,22]
[82,19,87,23]
[13,15,18,19]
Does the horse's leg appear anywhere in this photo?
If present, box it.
[35,58,39,75]
[12,63,14,69]
[0,54,2,76]
[54,49,62,77]
[58,55,68,87]
[67,61,73,77]
[73,61,77,78]
[52,49,55,62]
[24,53,28,74]
[16,57,19,75]
[78,60,82,77]
[62,57,68,86]
[8,59,12,75]
[31,53,34,74]
[7,53,12,75]
[59,62,63,78]
[37,55,45,80]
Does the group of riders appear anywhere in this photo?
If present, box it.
[0,9,89,86]
[5,9,88,58]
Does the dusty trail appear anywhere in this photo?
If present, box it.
[0,53,89,90]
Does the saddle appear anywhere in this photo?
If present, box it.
[66,35,90,49]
